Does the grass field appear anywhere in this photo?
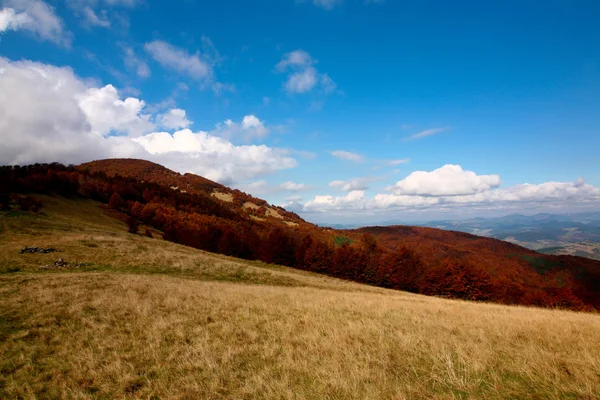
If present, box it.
[1,196,600,399]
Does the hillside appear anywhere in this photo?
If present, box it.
[79,158,306,225]
[2,160,600,311]
[1,195,600,399]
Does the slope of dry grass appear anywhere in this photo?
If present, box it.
[1,196,600,399]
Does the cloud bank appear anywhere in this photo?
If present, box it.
[0,57,297,185]
[301,165,600,217]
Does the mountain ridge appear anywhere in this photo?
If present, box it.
[2,158,599,310]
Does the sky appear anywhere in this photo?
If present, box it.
[1,0,599,225]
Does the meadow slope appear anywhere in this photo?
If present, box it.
[1,196,600,399]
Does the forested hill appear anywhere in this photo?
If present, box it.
[2,159,599,311]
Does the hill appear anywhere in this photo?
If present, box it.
[2,159,600,310]
[79,158,306,225]
[1,195,600,399]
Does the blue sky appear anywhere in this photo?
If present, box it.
[1,0,599,224]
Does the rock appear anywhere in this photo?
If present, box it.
[20,246,57,254]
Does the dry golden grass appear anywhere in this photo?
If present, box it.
[211,191,233,203]
[1,196,600,399]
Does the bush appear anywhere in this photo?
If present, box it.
[127,216,139,234]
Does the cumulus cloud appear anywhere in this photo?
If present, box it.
[405,126,451,141]
[330,150,364,163]
[157,109,191,130]
[0,0,71,46]
[134,131,296,184]
[388,164,501,196]
[0,57,297,184]
[301,164,600,217]
[145,40,214,83]
[276,50,337,94]
[304,190,367,212]
[214,115,269,142]
[78,84,155,137]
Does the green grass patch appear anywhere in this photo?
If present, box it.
[519,255,561,275]
[537,246,563,254]
[333,236,353,247]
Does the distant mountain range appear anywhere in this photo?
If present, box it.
[324,213,600,261]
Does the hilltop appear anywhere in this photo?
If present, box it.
[1,194,600,399]
[2,159,600,310]
[79,159,306,226]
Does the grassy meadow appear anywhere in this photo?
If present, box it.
[1,196,600,399]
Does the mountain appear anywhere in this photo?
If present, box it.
[2,159,600,311]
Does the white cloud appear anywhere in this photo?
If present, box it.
[388,164,501,196]
[276,50,337,94]
[145,40,214,83]
[157,108,191,130]
[320,74,337,93]
[81,6,110,27]
[135,131,297,184]
[276,50,314,71]
[78,84,155,137]
[286,67,318,93]
[280,181,311,191]
[238,180,269,195]
[66,0,136,29]
[301,164,600,217]
[0,57,298,185]
[386,158,411,166]
[214,115,269,142]
[211,82,235,95]
[123,47,150,78]
[0,8,32,31]
[330,150,364,163]
[304,190,367,212]
[285,194,304,202]
[329,176,380,191]
[405,126,451,141]
[1,0,71,46]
